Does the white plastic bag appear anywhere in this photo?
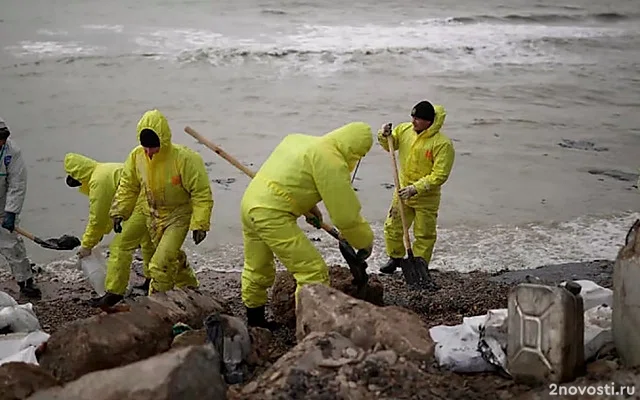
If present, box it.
[478,309,509,373]
[559,280,612,311]
[584,304,613,360]
[79,252,107,297]
[0,303,41,333]
[0,330,50,366]
[0,291,18,308]
[429,315,494,373]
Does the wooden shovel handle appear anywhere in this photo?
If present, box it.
[14,227,36,241]
[386,135,413,253]
[184,126,342,241]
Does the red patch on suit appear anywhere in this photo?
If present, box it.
[425,150,433,161]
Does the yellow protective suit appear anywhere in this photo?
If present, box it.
[378,104,455,263]
[240,122,374,308]
[64,153,154,295]
[109,109,214,293]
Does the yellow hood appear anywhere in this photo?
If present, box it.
[64,153,98,195]
[64,153,98,183]
[136,109,172,151]
[423,104,446,138]
[321,122,373,169]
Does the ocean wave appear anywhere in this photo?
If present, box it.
[5,40,104,58]
[159,21,628,71]
[5,211,637,282]
[4,13,635,74]
[447,11,636,25]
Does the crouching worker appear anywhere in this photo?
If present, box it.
[110,109,213,294]
[63,153,154,307]
[240,122,375,330]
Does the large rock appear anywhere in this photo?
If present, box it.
[39,288,224,383]
[0,362,59,400]
[171,329,207,350]
[27,345,226,400]
[235,331,443,400]
[271,265,384,327]
[296,284,434,362]
[613,219,640,368]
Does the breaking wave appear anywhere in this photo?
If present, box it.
[4,10,637,74]
[4,211,637,283]
[448,11,636,25]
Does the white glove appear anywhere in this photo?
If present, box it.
[77,247,92,259]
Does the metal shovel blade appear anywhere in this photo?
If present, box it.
[400,254,440,291]
[34,234,81,251]
[338,239,369,287]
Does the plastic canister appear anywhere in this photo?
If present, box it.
[78,252,107,297]
[507,281,585,384]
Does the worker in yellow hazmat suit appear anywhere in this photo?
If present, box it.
[240,122,375,329]
[64,153,155,307]
[110,109,213,294]
[378,100,455,274]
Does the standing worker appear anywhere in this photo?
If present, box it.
[63,153,154,308]
[240,122,374,330]
[110,109,213,294]
[378,101,455,274]
[0,117,40,298]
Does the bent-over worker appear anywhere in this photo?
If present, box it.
[0,117,40,298]
[378,100,455,274]
[110,109,213,294]
[64,153,154,307]
[240,122,375,330]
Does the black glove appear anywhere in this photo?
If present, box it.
[2,212,15,232]
[113,217,123,233]
[193,230,206,245]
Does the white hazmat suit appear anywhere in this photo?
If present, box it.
[0,118,35,294]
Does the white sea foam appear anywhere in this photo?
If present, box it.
[0,212,635,284]
[6,40,103,58]
[5,16,632,74]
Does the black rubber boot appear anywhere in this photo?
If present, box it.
[89,292,124,308]
[246,306,279,331]
[18,278,41,299]
[379,258,402,274]
[133,278,151,294]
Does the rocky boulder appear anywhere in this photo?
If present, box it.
[27,345,226,400]
[39,288,224,383]
[0,362,59,400]
[296,284,434,362]
[171,329,208,350]
[234,331,443,400]
[271,265,384,327]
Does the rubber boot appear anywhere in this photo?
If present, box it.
[246,306,279,331]
[133,278,151,294]
[18,278,41,299]
[379,257,402,274]
[89,292,124,308]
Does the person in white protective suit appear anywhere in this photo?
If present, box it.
[0,117,40,298]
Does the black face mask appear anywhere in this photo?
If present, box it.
[66,175,82,187]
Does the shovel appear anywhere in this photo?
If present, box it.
[184,126,369,287]
[15,227,81,251]
[385,127,437,290]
